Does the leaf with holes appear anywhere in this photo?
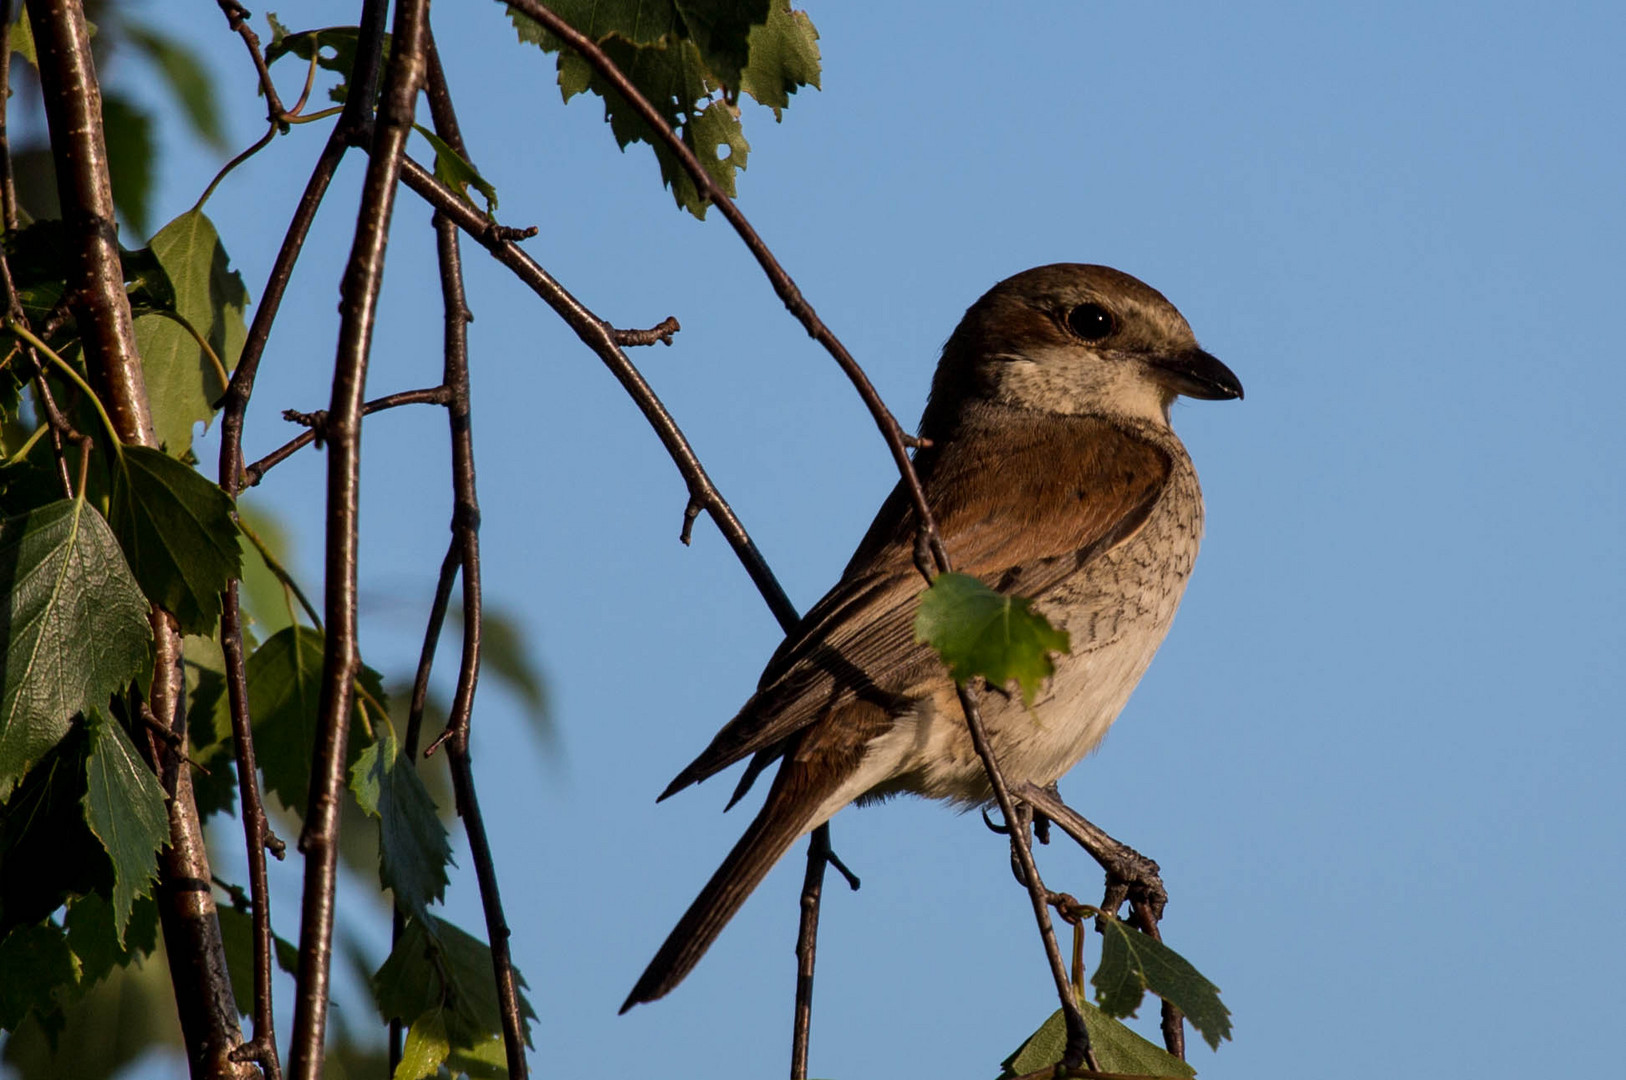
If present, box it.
[110,446,241,636]
[0,500,151,801]
[131,209,249,455]
[350,726,451,921]
[737,1,820,117]
[81,711,169,945]
[915,572,1070,706]
[1095,916,1232,1050]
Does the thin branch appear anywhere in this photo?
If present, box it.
[0,0,16,230]
[420,47,528,1071]
[610,315,680,347]
[215,0,290,120]
[241,385,452,487]
[394,155,799,631]
[497,0,1090,1063]
[287,0,424,1075]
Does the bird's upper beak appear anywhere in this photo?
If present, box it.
[1151,347,1244,401]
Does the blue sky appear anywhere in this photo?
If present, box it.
[71,1,1626,1077]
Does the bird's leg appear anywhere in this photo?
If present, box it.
[1014,781,1186,1060]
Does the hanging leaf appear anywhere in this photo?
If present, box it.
[350,726,452,921]
[0,725,111,940]
[0,499,151,801]
[247,626,387,817]
[374,915,535,1062]
[394,1008,451,1080]
[131,209,249,456]
[124,22,228,151]
[0,919,78,1034]
[62,891,158,990]
[914,572,1070,706]
[101,94,155,239]
[81,711,168,945]
[1094,916,1232,1051]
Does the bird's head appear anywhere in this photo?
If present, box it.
[920,264,1242,440]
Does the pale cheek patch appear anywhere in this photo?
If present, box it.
[994,352,1172,427]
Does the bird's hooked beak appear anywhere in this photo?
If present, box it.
[1151,347,1244,401]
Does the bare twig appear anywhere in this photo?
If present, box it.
[610,315,681,347]
[286,0,417,1075]
[241,385,452,486]
[498,0,1091,1064]
[419,50,530,1072]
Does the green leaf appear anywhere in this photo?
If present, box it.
[0,499,152,801]
[81,712,168,945]
[738,2,821,117]
[394,1009,451,1080]
[1095,916,1232,1051]
[63,891,157,989]
[101,94,155,239]
[672,0,770,87]
[0,725,111,939]
[413,125,499,216]
[125,23,228,151]
[182,631,238,821]
[374,915,535,1057]
[131,209,249,456]
[265,23,389,104]
[108,446,240,635]
[10,9,37,68]
[215,902,298,1017]
[0,919,77,1033]
[914,572,1070,706]
[350,726,451,921]
[998,1001,1196,1079]
[247,626,386,817]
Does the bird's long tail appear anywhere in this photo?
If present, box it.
[620,757,837,1011]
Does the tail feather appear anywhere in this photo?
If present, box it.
[621,767,826,1011]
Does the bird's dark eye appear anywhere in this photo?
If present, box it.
[1065,302,1115,342]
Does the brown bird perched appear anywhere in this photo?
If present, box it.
[622,263,1242,1011]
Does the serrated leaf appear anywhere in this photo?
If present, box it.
[673,0,770,87]
[394,1009,451,1080]
[1095,917,1232,1051]
[0,499,152,801]
[81,711,168,945]
[0,725,112,939]
[738,2,820,117]
[131,209,249,456]
[0,919,78,1033]
[215,902,298,1017]
[247,626,386,817]
[102,94,155,239]
[414,125,498,215]
[109,446,240,635]
[374,915,535,1055]
[125,23,227,151]
[350,726,451,921]
[998,1001,1197,1079]
[64,891,157,989]
[914,572,1070,706]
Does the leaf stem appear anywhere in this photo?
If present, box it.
[6,320,124,464]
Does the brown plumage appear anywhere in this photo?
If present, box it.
[623,264,1242,1011]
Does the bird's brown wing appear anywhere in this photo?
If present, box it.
[658,412,1173,801]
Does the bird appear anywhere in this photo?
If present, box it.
[622,263,1242,1011]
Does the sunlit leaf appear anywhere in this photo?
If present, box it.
[81,711,168,945]
[393,1009,450,1080]
[998,1000,1197,1078]
[914,572,1070,706]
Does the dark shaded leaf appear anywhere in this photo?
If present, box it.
[63,891,157,989]
[0,726,110,939]
[131,209,249,456]
[1095,916,1232,1050]
[125,23,228,150]
[915,572,1070,705]
[101,95,154,239]
[109,445,240,635]
[247,626,386,817]
[349,726,451,921]
[998,1001,1197,1079]
[0,500,151,801]
[265,22,389,105]
[374,915,534,1057]
[81,712,167,945]
[0,919,76,1034]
